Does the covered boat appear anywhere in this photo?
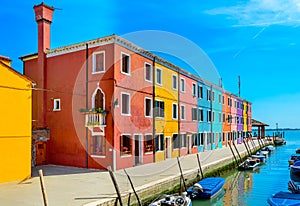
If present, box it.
[268,181,300,206]
[149,192,192,206]
[238,157,260,171]
[186,177,225,199]
[288,154,300,165]
[291,161,300,176]
[274,137,286,145]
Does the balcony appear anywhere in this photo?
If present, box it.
[85,112,106,127]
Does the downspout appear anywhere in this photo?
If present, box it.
[152,57,156,162]
[177,68,180,157]
[85,43,89,168]
[210,85,213,149]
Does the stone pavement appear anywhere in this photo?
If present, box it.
[0,140,266,206]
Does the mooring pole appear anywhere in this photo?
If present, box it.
[243,138,251,156]
[228,142,238,167]
[124,169,142,206]
[38,169,48,206]
[196,153,204,179]
[232,141,242,163]
[177,157,187,191]
[108,166,123,206]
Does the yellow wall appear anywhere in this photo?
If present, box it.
[0,61,32,183]
[243,101,248,132]
[154,62,178,161]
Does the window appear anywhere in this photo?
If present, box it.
[53,99,61,111]
[121,53,130,74]
[200,133,204,145]
[219,113,222,123]
[156,68,162,85]
[93,51,105,73]
[212,111,215,122]
[144,63,152,82]
[192,83,196,97]
[120,134,132,155]
[207,89,211,101]
[92,136,106,156]
[121,93,130,115]
[180,105,185,120]
[180,134,187,148]
[172,103,178,120]
[145,98,152,117]
[222,96,225,104]
[172,74,178,90]
[180,78,185,92]
[198,85,203,98]
[207,110,212,122]
[172,134,179,149]
[212,91,215,102]
[155,100,164,118]
[198,108,203,121]
[155,134,164,151]
[192,133,199,146]
[192,108,197,121]
[218,94,222,104]
[144,134,153,153]
[223,113,226,123]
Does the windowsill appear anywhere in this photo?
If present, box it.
[53,109,61,111]
[173,148,179,150]
[121,154,132,158]
[144,152,153,155]
[91,155,106,158]
[92,71,105,74]
[145,115,152,118]
[145,79,152,83]
[121,113,131,116]
[156,150,164,153]
[121,71,131,76]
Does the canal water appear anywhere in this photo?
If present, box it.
[192,130,300,206]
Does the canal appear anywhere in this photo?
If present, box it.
[192,130,299,206]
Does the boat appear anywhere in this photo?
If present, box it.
[238,157,260,171]
[296,148,300,154]
[149,192,192,206]
[264,145,275,152]
[186,177,225,199]
[268,191,300,206]
[268,181,300,206]
[291,161,300,176]
[274,137,286,145]
[251,154,266,162]
[288,154,300,165]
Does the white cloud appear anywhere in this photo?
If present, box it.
[205,0,300,27]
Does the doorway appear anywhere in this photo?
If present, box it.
[165,136,171,159]
[134,134,142,166]
[36,142,46,165]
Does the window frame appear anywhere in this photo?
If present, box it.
[53,98,61,111]
[120,134,132,156]
[92,51,105,74]
[180,77,186,93]
[172,103,178,120]
[172,74,178,90]
[120,52,130,75]
[155,100,165,118]
[145,97,152,118]
[144,62,152,82]
[192,82,196,97]
[91,135,106,157]
[180,105,186,120]
[121,92,130,116]
[144,134,153,153]
[156,67,162,85]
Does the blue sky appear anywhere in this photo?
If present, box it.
[1,0,300,128]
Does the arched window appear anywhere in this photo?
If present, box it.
[92,87,105,109]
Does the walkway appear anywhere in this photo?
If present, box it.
[0,140,266,206]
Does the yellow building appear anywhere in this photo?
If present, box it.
[243,101,248,132]
[0,56,32,183]
[154,61,179,161]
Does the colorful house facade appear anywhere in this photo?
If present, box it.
[21,3,252,171]
[0,56,32,183]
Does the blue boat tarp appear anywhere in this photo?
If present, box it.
[268,191,300,206]
[187,177,225,199]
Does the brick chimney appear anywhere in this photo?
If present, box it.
[33,3,54,128]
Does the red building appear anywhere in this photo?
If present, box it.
[22,3,156,170]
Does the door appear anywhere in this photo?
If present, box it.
[36,142,46,165]
[188,135,192,154]
[165,136,171,159]
[134,135,142,166]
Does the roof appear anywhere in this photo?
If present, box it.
[0,55,11,62]
[252,119,269,127]
[0,61,34,84]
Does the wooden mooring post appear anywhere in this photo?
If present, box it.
[108,166,123,206]
[38,169,48,206]
[124,169,142,206]
[228,142,239,167]
[232,141,242,163]
[177,157,187,191]
[196,153,204,180]
[243,138,251,156]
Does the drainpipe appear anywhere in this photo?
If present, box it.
[210,85,213,149]
[85,43,89,168]
[177,67,180,157]
[152,57,156,163]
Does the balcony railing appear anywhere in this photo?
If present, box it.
[85,112,106,127]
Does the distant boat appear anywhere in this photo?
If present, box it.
[238,157,260,171]
[274,137,286,145]
[149,192,192,206]
[251,154,266,162]
[186,177,225,199]
[288,154,300,165]
[296,148,300,154]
